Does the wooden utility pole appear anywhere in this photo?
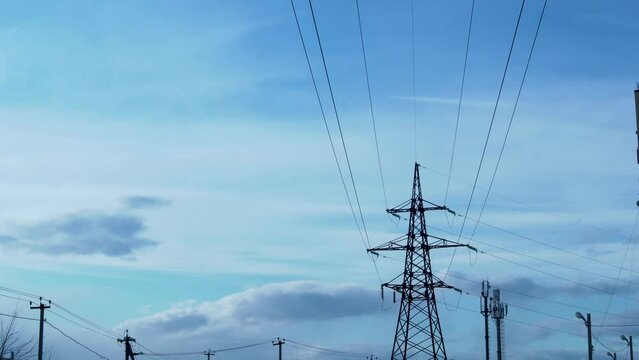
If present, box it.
[272,338,285,360]
[30,298,50,360]
[117,330,141,360]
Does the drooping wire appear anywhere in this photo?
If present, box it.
[355,0,389,210]
[291,0,384,289]
[593,333,627,353]
[0,312,38,321]
[444,271,639,321]
[596,207,639,340]
[444,0,527,281]
[308,0,372,248]
[287,339,373,358]
[0,285,43,301]
[137,340,274,356]
[382,250,639,324]
[46,321,112,360]
[51,302,121,338]
[290,0,367,250]
[48,310,118,340]
[421,163,639,270]
[468,0,548,239]
[394,213,639,304]
[444,0,476,210]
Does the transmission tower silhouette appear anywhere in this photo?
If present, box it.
[369,163,475,360]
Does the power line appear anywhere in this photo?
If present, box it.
[0,292,34,304]
[0,312,38,321]
[380,251,639,326]
[468,0,548,239]
[402,210,639,304]
[290,0,384,286]
[46,321,112,360]
[355,0,389,210]
[308,0,372,248]
[445,0,527,281]
[593,333,627,353]
[51,302,120,338]
[597,207,639,339]
[287,339,373,358]
[137,340,274,356]
[422,164,636,247]
[444,0,475,207]
[463,229,639,289]
[0,285,45,301]
[48,310,118,340]
[289,0,367,249]
[444,270,639,322]
[436,296,584,338]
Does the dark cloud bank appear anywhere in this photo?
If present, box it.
[0,195,169,257]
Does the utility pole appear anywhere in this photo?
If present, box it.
[272,338,285,360]
[481,281,491,360]
[117,330,141,360]
[30,297,51,360]
[368,163,476,360]
[204,349,214,360]
[622,335,634,360]
[634,83,639,164]
[576,312,593,360]
[491,289,507,360]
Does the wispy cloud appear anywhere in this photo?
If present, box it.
[6,212,158,257]
[125,196,171,209]
[393,95,494,107]
[0,197,167,257]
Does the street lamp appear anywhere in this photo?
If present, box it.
[622,335,634,360]
[607,352,617,360]
[576,312,593,360]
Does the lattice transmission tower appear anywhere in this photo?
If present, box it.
[368,163,475,360]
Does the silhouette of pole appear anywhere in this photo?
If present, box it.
[622,335,634,360]
[576,312,593,360]
[204,349,214,360]
[117,330,140,360]
[30,297,51,360]
[634,84,639,163]
[272,338,285,360]
[481,281,491,360]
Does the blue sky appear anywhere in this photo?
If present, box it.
[0,0,638,359]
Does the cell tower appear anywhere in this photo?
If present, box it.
[491,288,508,360]
[368,163,475,360]
[481,281,491,360]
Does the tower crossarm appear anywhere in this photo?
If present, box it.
[427,235,477,252]
[386,199,457,215]
[368,237,409,253]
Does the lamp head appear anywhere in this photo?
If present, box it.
[622,335,629,343]
[575,312,585,321]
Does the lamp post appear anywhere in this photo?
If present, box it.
[622,335,634,360]
[576,312,593,360]
[607,352,617,360]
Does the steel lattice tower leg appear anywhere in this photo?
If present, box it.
[369,163,475,360]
